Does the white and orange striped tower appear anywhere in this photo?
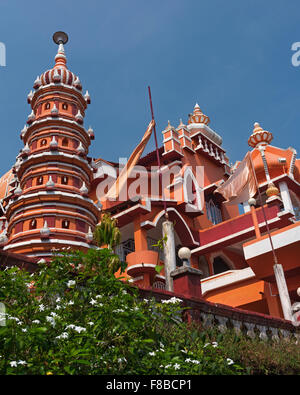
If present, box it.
[2,33,100,260]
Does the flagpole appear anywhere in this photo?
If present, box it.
[148,86,168,220]
[249,150,293,321]
[148,87,178,292]
[249,152,278,264]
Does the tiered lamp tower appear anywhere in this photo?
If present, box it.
[2,32,100,259]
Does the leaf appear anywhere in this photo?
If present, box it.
[75,359,90,365]
[155,265,164,274]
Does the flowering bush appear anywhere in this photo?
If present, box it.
[0,248,242,375]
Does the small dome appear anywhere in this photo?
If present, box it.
[248,122,273,148]
[38,43,82,91]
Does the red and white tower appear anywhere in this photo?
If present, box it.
[2,32,100,259]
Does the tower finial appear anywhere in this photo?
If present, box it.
[53,31,68,45]
[53,32,68,69]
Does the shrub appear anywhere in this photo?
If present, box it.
[0,248,242,375]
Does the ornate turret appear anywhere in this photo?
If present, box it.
[188,103,210,125]
[2,32,100,259]
[187,103,223,148]
[248,122,273,148]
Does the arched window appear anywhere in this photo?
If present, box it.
[37,176,43,185]
[61,176,68,185]
[62,103,68,110]
[62,137,68,147]
[40,139,47,147]
[184,169,202,210]
[45,103,50,110]
[213,256,230,275]
[186,175,197,205]
[29,219,37,230]
[206,199,222,225]
[62,219,70,229]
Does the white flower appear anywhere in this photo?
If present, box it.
[149,352,156,356]
[161,297,182,304]
[118,357,127,363]
[50,312,58,317]
[113,309,124,313]
[67,280,76,287]
[204,343,210,348]
[185,358,191,363]
[174,363,180,370]
[18,360,27,365]
[56,332,69,340]
[227,358,234,365]
[66,324,75,330]
[74,326,86,333]
[10,361,17,367]
[38,304,45,312]
[90,299,97,305]
[212,342,218,348]
[88,322,94,326]
[46,316,56,327]
[95,295,102,299]
[192,360,200,365]
[181,349,187,354]
[122,290,127,295]
[68,300,74,305]
[55,305,61,310]
[32,320,40,324]
[56,297,61,303]
[21,328,27,332]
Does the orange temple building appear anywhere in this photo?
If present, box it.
[0,34,299,322]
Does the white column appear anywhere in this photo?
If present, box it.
[273,263,293,321]
[162,220,176,292]
[279,181,294,213]
[242,200,250,213]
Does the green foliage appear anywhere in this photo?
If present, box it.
[201,328,300,375]
[93,213,121,249]
[152,235,167,274]
[152,235,167,252]
[92,213,125,274]
[0,248,243,375]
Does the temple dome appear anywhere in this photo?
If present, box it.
[36,43,82,90]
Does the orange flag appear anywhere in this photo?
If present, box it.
[214,151,257,205]
[105,120,155,200]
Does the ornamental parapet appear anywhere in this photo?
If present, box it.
[138,287,300,342]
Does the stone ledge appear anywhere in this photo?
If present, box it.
[170,266,203,277]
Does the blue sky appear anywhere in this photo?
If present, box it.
[0,0,299,173]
